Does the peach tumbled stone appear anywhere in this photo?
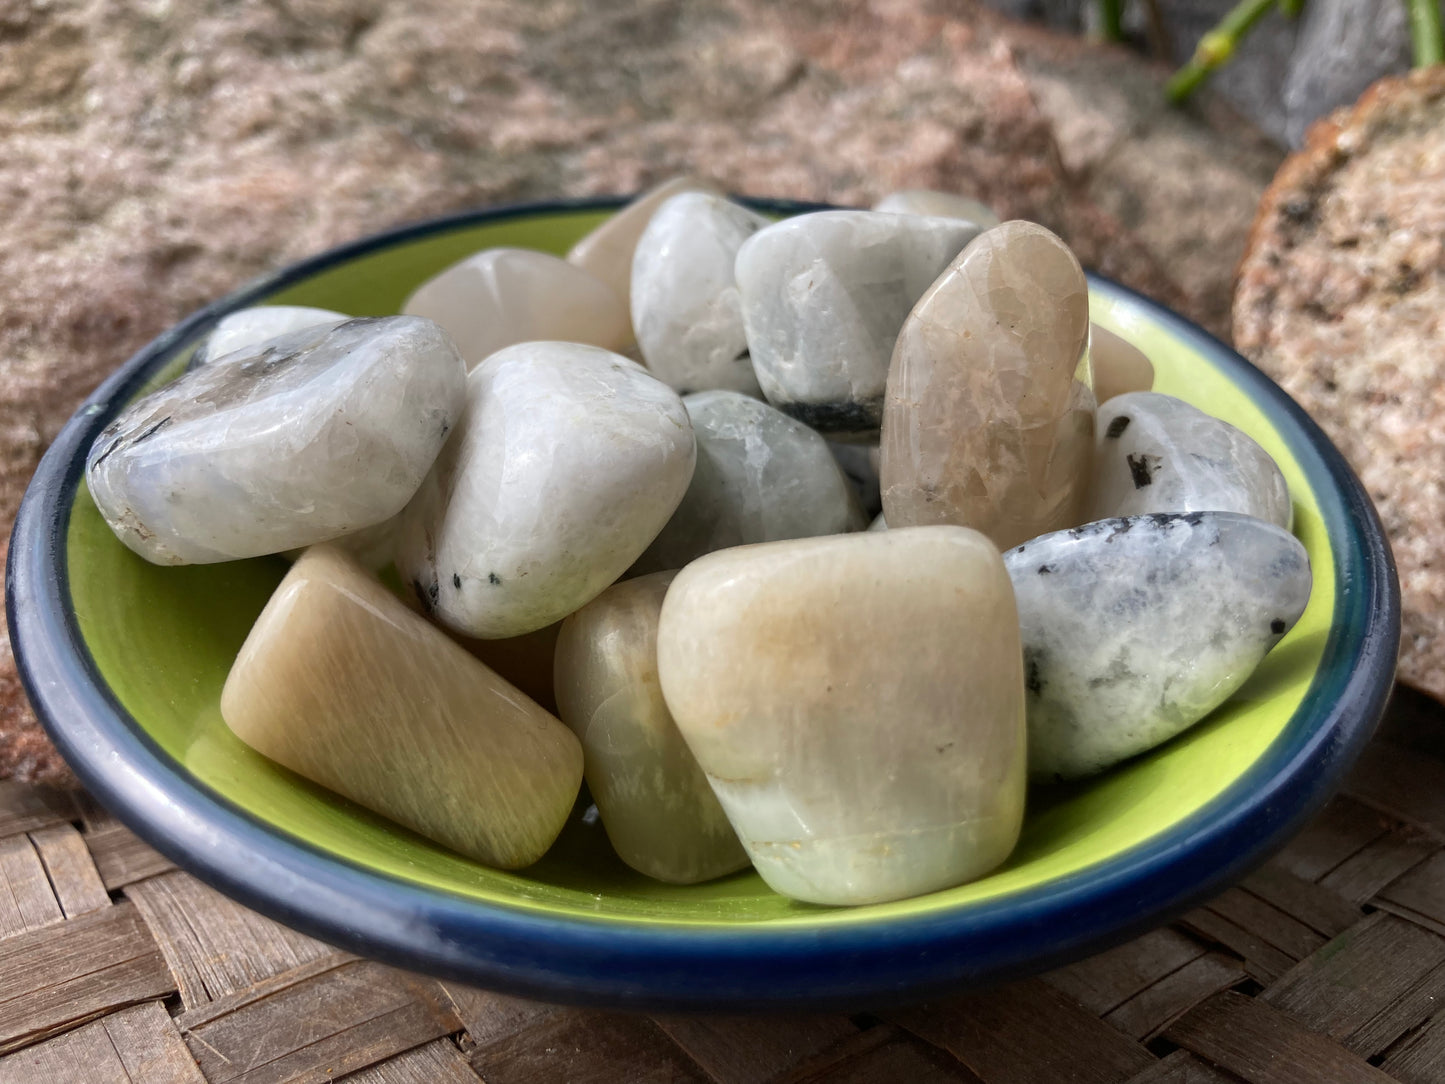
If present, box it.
[880,220,1095,551]
[221,546,583,869]
[554,571,749,885]
[1090,324,1155,405]
[657,527,1026,906]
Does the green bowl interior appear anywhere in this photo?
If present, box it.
[68,208,1335,928]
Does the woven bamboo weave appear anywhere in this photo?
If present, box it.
[2,688,1443,1083]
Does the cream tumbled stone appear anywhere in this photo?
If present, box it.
[87,316,466,565]
[567,176,719,314]
[194,305,348,366]
[632,390,864,574]
[1090,324,1155,405]
[403,248,631,368]
[221,546,583,869]
[1087,392,1292,528]
[657,527,1026,906]
[554,571,749,884]
[736,210,981,439]
[396,341,696,639]
[872,189,1001,228]
[880,220,1095,550]
[1006,512,1311,782]
[631,192,769,396]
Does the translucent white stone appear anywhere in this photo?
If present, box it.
[554,571,749,884]
[736,211,981,439]
[632,390,864,574]
[1090,324,1154,404]
[872,189,1001,227]
[630,192,769,396]
[195,305,348,366]
[396,342,696,639]
[658,527,1026,906]
[87,317,466,565]
[567,176,719,315]
[403,248,631,368]
[222,546,582,869]
[1087,392,1292,529]
[869,512,887,531]
[1006,512,1312,782]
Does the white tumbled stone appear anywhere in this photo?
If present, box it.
[630,192,769,396]
[632,390,864,574]
[872,189,1001,228]
[403,248,631,368]
[195,305,348,366]
[658,527,1026,906]
[1087,392,1292,529]
[87,317,466,565]
[1006,512,1312,782]
[396,341,696,639]
[554,571,749,884]
[736,211,982,439]
[567,176,719,314]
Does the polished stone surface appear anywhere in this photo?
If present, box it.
[87,317,466,565]
[221,546,583,868]
[1006,512,1312,782]
[872,189,1002,227]
[1087,392,1292,528]
[657,527,1026,906]
[396,341,695,639]
[567,176,717,316]
[880,220,1095,550]
[403,247,631,368]
[554,571,749,884]
[630,192,769,396]
[632,390,864,574]
[1090,324,1155,404]
[194,305,347,366]
[736,210,980,439]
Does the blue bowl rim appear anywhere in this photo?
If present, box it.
[6,196,1400,1011]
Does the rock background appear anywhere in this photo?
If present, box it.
[0,0,1280,783]
[985,0,1423,148]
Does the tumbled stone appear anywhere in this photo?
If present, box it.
[555,571,749,884]
[880,220,1095,550]
[1006,512,1312,782]
[869,512,887,531]
[454,622,563,715]
[566,175,718,315]
[222,546,583,868]
[1087,392,1291,529]
[87,317,466,565]
[630,192,769,396]
[403,248,631,368]
[632,390,863,574]
[657,527,1026,906]
[828,440,882,519]
[1090,324,1155,404]
[736,211,981,439]
[396,341,695,639]
[872,189,1002,227]
[194,305,348,366]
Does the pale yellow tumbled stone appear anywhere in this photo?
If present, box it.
[566,176,718,314]
[221,546,583,869]
[880,220,1095,550]
[657,528,1026,906]
[402,248,631,368]
[872,189,1001,228]
[1090,324,1155,405]
[554,571,749,885]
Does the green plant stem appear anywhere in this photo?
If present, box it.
[1097,0,1126,41]
[1165,0,1277,103]
[1408,0,1444,66]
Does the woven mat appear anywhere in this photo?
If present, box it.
[1,690,1443,1084]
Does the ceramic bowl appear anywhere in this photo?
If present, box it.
[7,198,1399,1010]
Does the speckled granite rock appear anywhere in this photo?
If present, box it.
[1235,67,1445,704]
[0,0,1276,782]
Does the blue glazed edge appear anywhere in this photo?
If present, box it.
[6,198,1400,1011]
